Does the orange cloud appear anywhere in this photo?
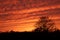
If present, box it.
[3,5,60,14]
[0,0,60,32]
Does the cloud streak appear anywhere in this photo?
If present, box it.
[0,0,60,32]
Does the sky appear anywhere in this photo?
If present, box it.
[0,0,60,32]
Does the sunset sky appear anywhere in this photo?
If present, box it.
[0,0,60,32]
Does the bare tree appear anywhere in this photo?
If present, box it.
[33,16,57,32]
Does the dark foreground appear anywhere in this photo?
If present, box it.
[0,32,60,40]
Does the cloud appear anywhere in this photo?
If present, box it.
[0,0,60,13]
[0,0,60,32]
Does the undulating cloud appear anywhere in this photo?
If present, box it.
[0,0,60,32]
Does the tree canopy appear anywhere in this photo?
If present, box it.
[33,16,57,32]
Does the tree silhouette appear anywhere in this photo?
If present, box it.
[33,16,57,32]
